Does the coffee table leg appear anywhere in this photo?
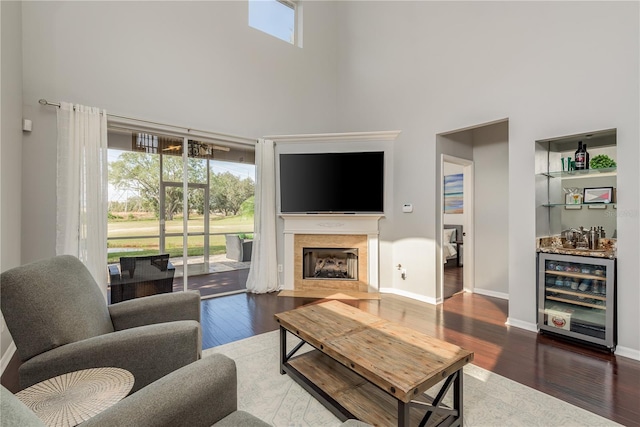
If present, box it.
[280,326,286,375]
[413,369,464,427]
[454,367,463,425]
[398,401,410,427]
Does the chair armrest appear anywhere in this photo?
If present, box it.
[83,354,240,427]
[108,290,200,330]
[0,386,45,427]
[19,321,200,393]
[108,264,121,283]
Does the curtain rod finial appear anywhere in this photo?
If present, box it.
[38,99,47,105]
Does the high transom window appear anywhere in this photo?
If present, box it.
[249,0,297,45]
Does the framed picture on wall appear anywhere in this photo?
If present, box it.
[583,187,614,204]
[444,173,463,214]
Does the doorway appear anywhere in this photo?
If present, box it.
[435,119,509,303]
[442,157,473,299]
[107,129,257,299]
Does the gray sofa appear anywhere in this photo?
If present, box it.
[0,255,201,393]
[0,354,269,426]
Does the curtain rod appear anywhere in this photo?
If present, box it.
[38,98,256,146]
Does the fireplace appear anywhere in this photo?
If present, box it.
[292,233,369,292]
[281,213,382,293]
[303,248,358,281]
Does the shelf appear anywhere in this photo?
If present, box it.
[541,203,615,208]
[538,167,616,179]
[544,299,607,324]
[545,286,606,301]
[545,270,606,281]
[546,295,606,310]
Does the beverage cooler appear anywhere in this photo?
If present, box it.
[537,252,616,350]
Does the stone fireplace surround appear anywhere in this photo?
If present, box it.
[281,214,382,293]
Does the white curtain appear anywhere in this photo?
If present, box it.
[246,139,279,293]
[56,102,109,299]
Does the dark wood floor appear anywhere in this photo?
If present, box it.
[200,292,639,426]
[443,263,463,299]
[3,290,639,426]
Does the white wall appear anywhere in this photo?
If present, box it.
[20,0,340,263]
[1,0,23,272]
[472,122,508,297]
[1,0,23,366]
[335,1,639,356]
[6,0,640,362]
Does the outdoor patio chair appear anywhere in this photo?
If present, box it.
[0,255,201,393]
[108,253,175,303]
[225,234,253,262]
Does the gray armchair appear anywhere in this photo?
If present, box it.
[0,255,201,393]
[1,354,269,427]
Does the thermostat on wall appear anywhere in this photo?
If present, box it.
[402,203,413,213]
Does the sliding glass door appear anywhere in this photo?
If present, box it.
[161,182,210,280]
[108,129,256,298]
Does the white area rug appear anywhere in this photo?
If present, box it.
[204,331,619,427]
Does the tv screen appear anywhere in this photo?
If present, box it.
[279,151,384,213]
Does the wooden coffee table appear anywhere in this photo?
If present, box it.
[275,300,474,427]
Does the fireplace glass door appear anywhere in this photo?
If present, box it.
[303,248,358,280]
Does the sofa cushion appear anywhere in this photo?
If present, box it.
[0,255,115,361]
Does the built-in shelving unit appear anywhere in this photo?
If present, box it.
[535,128,617,239]
[535,129,618,350]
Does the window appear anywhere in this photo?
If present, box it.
[249,0,297,45]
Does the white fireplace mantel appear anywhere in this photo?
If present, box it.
[280,214,383,292]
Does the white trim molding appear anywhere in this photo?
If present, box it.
[266,130,401,143]
[379,287,439,306]
[506,318,538,333]
[473,288,509,300]
[614,346,640,361]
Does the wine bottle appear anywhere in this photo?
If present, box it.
[584,143,590,169]
[575,141,586,170]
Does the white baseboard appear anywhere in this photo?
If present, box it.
[379,287,439,305]
[506,317,538,333]
[473,288,509,300]
[1,342,17,375]
[615,345,640,361]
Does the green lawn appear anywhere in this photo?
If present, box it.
[107,214,253,263]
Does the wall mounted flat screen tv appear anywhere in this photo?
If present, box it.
[279,151,384,213]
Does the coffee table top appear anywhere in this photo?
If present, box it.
[16,367,134,427]
[275,300,474,403]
